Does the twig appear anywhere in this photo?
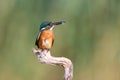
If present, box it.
[32,48,73,80]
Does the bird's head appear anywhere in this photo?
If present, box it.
[39,21,65,31]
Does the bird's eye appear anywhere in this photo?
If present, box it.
[48,23,53,26]
[47,24,50,26]
[48,23,51,26]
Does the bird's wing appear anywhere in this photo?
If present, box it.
[52,37,54,47]
[35,31,41,48]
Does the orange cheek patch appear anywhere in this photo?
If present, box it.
[45,26,48,28]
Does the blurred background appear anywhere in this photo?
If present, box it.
[0,0,120,80]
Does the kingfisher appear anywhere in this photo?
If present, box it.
[35,21,65,50]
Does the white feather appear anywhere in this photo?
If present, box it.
[50,26,54,30]
[42,39,49,46]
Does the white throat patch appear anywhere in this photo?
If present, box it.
[50,26,54,30]
[41,27,45,30]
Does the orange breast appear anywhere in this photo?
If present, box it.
[38,30,54,50]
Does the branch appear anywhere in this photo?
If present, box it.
[32,48,73,80]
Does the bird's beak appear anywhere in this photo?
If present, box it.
[49,21,65,30]
[53,21,65,25]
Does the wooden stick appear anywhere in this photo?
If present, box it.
[32,48,73,80]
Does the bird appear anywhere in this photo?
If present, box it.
[35,21,65,51]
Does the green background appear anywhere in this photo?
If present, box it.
[0,0,120,80]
